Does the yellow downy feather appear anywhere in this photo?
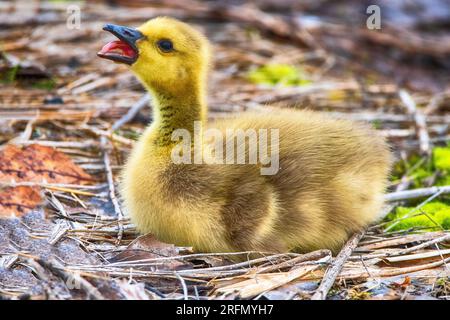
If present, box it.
[119,17,392,254]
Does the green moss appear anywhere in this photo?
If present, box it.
[115,129,141,141]
[0,57,56,90]
[248,64,311,86]
[0,64,20,84]
[386,145,450,231]
[372,120,382,130]
[391,145,450,188]
[31,79,56,90]
[437,175,450,186]
[347,289,372,300]
[433,147,450,171]
[434,146,450,186]
[386,201,450,231]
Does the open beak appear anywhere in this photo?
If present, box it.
[97,24,144,65]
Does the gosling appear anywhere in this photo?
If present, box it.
[98,17,391,254]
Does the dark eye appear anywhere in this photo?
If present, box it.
[157,39,174,53]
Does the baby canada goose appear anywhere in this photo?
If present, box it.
[98,17,391,254]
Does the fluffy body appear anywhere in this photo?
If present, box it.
[119,17,392,254]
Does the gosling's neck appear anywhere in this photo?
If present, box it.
[146,81,207,147]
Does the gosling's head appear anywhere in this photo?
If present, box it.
[98,17,210,94]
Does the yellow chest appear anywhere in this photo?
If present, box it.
[121,144,229,252]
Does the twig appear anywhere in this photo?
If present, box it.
[212,3,320,50]
[330,111,450,124]
[357,25,450,57]
[256,250,331,274]
[155,0,320,49]
[424,91,450,115]
[47,220,70,245]
[176,253,300,274]
[8,118,36,144]
[71,77,113,95]
[385,185,450,202]
[112,93,151,131]
[339,257,450,280]
[387,233,450,257]
[0,181,107,190]
[103,251,296,272]
[351,240,450,262]
[0,254,19,270]
[399,89,430,155]
[36,258,105,300]
[385,249,450,263]
[82,125,135,146]
[356,231,446,251]
[101,136,124,243]
[175,273,189,300]
[26,258,64,300]
[16,140,99,149]
[311,231,365,300]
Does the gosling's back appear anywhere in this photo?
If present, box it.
[123,109,391,254]
[210,109,391,252]
[113,16,392,254]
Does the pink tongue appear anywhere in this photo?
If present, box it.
[99,40,135,58]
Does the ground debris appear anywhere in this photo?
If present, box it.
[0,0,449,300]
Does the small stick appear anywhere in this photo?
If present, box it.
[424,90,449,115]
[112,93,151,131]
[0,254,19,270]
[9,118,36,144]
[105,251,294,267]
[176,253,297,274]
[399,89,430,155]
[101,136,125,243]
[311,231,365,300]
[385,185,450,202]
[16,140,99,149]
[340,256,450,280]
[36,258,105,300]
[175,273,189,300]
[83,125,135,146]
[257,250,331,274]
[387,233,450,257]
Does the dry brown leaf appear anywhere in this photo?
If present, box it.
[128,234,182,256]
[0,144,93,184]
[0,186,42,218]
[116,281,154,300]
[0,144,93,217]
[392,276,411,289]
[109,234,192,271]
[213,263,325,299]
